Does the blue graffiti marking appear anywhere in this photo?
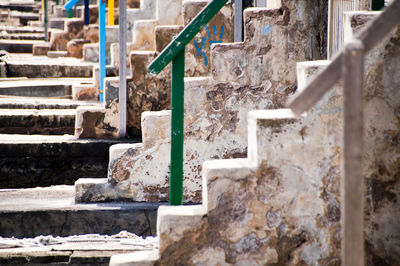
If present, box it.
[194,25,224,66]
[262,25,272,35]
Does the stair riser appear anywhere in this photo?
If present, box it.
[0,85,71,98]
[0,4,40,12]
[0,209,157,238]
[0,114,75,135]
[0,41,34,53]
[6,64,93,78]
[0,141,123,188]
[0,34,45,40]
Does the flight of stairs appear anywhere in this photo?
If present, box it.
[76,0,326,203]
[0,0,398,264]
[110,8,400,265]
[75,0,234,139]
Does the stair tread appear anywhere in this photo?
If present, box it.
[0,109,77,115]
[0,134,127,143]
[0,185,165,212]
[5,53,95,66]
[0,77,93,87]
[0,97,99,109]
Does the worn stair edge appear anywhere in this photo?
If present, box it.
[0,134,139,188]
[0,185,164,238]
[110,250,159,266]
[0,109,76,135]
[0,97,99,109]
[0,39,44,53]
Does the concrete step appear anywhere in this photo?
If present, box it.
[0,2,40,12]
[4,54,94,78]
[0,25,44,34]
[0,10,39,26]
[0,109,76,135]
[0,134,137,188]
[0,185,162,238]
[0,32,45,40]
[49,17,65,30]
[0,39,44,53]
[0,77,94,97]
[0,97,99,109]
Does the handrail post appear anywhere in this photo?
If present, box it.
[119,0,127,137]
[170,48,185,205]
[84,0,90,25]
[342,40,365,266]
[234,0,242,42]
[108,0,114,25]
[99,0,106,101]
[44,0,48,41]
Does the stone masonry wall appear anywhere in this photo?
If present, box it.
[156,12,400,265]
[106,0,329,202]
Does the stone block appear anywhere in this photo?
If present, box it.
[47,51,68,58]
[32,43,50,56]
[75,106,119,139]
[67,38,91,58]
[73,84,99,101]
[83,43,99,62]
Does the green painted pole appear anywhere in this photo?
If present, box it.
[371,0,385,10]
[170,48,185,206]
[68,8,73,18]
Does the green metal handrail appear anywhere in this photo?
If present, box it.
[147,0,229,205]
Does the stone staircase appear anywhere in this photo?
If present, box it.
[0,0,397,264]
[75,0,233,139]
[0,0,167,264]
[109,6,400,265]
[76,0,325,203]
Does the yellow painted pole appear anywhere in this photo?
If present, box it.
[108,0,114,25]
[41,0,44,11]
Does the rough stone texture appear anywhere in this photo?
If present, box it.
[128,11,400,266]
[67,38,91,58]
[130,0,183,52]
[344,12,400,266]
[84,24,99,44]
[73,85,99,101]
[100,1,328,203]
[76,0,235,140]
[83,43,99,62]
[126,0,157,43]
[50,18,85,51]
[32,43,50,56]
[183,0,234,76]
[75,106,119,139]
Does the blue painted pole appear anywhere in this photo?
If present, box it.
[84,0,89,25]
[64,0,79,11]
[99,0,106,102]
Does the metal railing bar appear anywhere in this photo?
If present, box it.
[148,0,229,75]
[288,0,400,114]
[342,40,365,266]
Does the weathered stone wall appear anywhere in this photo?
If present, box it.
[347,14,400,265]
[125,0,234,137]
[77,0,329,202]
[155,11,400,265]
